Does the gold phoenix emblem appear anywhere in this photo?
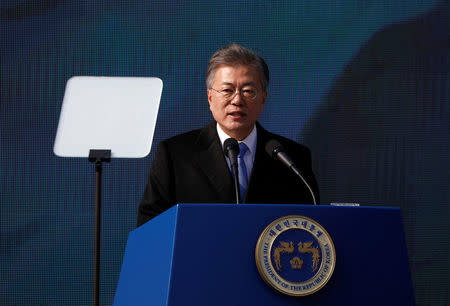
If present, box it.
[298,242,320,271]
[273,241,320,272]
[255,215,336,297]
[273,242,294,270]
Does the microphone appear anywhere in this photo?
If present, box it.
[265,139,317,205]
[224,138,241,204]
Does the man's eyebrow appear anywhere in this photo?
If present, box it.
[219,81,257,87]
[242,81,257,87]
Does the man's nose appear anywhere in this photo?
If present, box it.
[230,91,243,105]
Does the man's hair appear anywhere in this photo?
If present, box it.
[206,43,269,91]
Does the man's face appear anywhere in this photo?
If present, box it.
[207,65,267,140]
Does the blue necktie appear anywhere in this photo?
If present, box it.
[238,142,249,202]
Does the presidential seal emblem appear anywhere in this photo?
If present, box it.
[255,215,336,296]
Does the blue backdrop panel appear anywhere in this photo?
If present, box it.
[1,1,448,305]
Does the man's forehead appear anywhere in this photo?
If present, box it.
[214,64,258,73]
[213,65,261,84]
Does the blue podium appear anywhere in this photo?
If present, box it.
[114,204,414,305]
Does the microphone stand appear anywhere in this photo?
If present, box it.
[290,166,317,205]
[266,140,317,205]
[230,163,241,204]
[224,138,241,204]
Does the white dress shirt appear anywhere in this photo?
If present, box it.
[216,123,257,180]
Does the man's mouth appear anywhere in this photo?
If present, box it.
[228,111,246,118]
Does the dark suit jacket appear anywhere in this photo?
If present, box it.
[137,121,319,226]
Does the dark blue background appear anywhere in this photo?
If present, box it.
[1,1,449,305]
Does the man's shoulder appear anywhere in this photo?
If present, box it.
[159,121,216,150]
[164,128,203,144]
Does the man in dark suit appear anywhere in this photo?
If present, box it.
[137,43,319,226]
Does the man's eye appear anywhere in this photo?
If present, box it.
[243,89,256,96]
[221,89,234,94]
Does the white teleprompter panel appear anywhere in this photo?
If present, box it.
[54,76,163,158]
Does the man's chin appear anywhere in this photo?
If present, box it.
[224,122,247,131]
[221,122,253,139]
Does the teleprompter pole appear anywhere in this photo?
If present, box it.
[88,150,111,306]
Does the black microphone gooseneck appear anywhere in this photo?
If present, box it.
[265,139,317,205]
[224,138,241,204]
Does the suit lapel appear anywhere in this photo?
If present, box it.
[193,122,235,202]
[246,123,273,201]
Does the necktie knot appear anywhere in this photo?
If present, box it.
[238,142,248,158]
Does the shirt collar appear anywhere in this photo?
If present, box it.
[216,123,257,156]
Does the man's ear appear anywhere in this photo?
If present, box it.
[207,89,212,104]
[262,90,268,104]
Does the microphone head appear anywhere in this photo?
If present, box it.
[224,138,239,158]
[265,139,284,159]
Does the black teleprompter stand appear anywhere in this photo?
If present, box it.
[88,149,111,306]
